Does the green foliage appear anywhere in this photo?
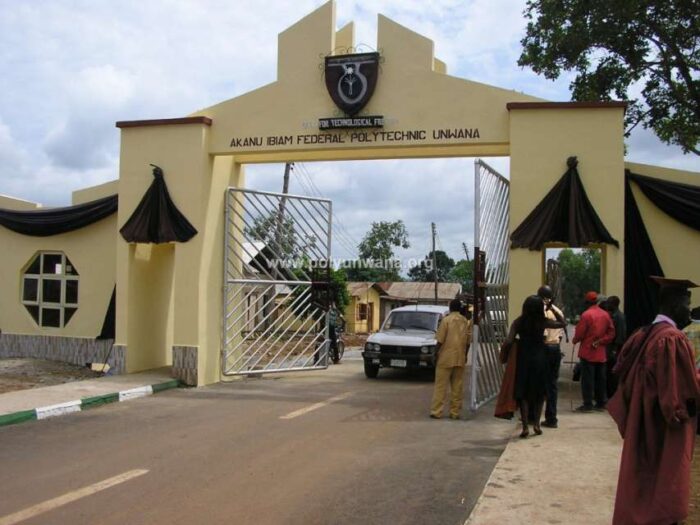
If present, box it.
[355,220,410,281]
[449,259,474,293]
[557,248,601,319]
[408,250,456,282]
[519,0,700,155]
[340,264,398,283]
[245,211,307,257]
[330,267,351,313]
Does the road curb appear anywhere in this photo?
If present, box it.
[0,379,181,428]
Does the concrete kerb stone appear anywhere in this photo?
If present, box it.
[0,379,180,428]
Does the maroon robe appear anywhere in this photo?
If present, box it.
[608,322,700,525]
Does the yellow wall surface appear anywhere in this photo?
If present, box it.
[345,286,382,333]
[0,215,117,337]
[117,122,243,382]
[626,162,700,293]
[72,180,118,205]
[0,195,41,210]
[192,2,538,163]
[508,107,626,322]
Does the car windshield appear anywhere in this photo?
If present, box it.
[383,311,440,332]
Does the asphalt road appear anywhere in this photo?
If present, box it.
[0,360,513,525]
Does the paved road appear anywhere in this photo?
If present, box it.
[0,361,512,525]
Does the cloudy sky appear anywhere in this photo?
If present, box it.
[0,0,697,266]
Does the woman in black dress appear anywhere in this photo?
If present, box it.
[504,295,566,438]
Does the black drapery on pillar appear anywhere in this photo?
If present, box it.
[0,194,117,236]
[119,165,197,243]
[510,157,619,250]
[96,286,116,340]
[624,175,664,333]
[627,172,700,231]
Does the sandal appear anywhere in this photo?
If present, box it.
[519,429,529,438]
[533,425,542,436]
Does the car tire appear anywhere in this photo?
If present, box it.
[364,359,380,378]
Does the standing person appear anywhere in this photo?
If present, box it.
[430,299,472,420]
[572,291,615,412]
[604,295,626,398]
[502,295,566,437]
[683,306,700,369]
[608,277,700,525]
[537,285,567,429]
[327,302,345,363]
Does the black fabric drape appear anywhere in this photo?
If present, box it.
[119,165,197,243]
[624,176,664,334]
[96,286,116,340]
[627,172,700,231]
[510,157,619,250]
[0,194,117,236]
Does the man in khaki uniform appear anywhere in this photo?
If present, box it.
[430,299,472,419]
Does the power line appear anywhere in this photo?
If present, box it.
[291,168,358,260]
[295,163,361,259]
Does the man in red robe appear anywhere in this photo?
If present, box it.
[608,277,700,525]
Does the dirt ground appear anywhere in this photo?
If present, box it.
[689,443,700,524]
[0,358,101,394]
[343,333,367,347]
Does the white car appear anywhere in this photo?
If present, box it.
[361,304,449,378]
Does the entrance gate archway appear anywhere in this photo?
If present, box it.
[114,2,627,390]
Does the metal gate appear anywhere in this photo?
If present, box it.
[470,159,510,410]
[222,188,332,375]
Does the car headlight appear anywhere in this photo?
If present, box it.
[421,345,436,354]
[365,342,380,351]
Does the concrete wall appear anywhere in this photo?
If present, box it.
[508,106,626,322]
[0,215,117,339]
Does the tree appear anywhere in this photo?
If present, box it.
[519,1,700,155]
[408,250,455,282]
[354,220,410,281]
[557,248,601,319]
[449,259,474,293]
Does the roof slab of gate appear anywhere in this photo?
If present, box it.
[190,1,541,162]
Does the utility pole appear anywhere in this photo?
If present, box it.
[462,242,471,262]
[431,222,438,304]
[276,162,293,250]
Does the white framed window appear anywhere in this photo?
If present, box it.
[21,252,79,328]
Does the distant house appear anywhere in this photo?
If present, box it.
[345,281,462,334]
[345,282,386,334]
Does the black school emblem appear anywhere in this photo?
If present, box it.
[324,52,379,116]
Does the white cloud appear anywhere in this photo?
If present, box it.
[0,0,696,247]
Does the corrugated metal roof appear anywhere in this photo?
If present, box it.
[347,282,381,297]
[382,282,461,301]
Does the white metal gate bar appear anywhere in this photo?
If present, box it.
[223,188,332,375]
[470,159,510,411]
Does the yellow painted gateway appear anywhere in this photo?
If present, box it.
[0,2,697,394]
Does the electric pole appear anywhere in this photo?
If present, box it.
[431,222,438,304]
[276,162,293,250]
[462,242,471,262]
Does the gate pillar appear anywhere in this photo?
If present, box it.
[116,118,242,385]
[507,103,626,322]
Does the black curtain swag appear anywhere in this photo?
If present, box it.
[624,176,665,333]
[96,286,116,340]
[510,157,619,250]
[119,165,197,243]
[0,194,117,236]
[627,171,700,231]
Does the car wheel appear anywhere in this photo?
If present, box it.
[364,359,379,378]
